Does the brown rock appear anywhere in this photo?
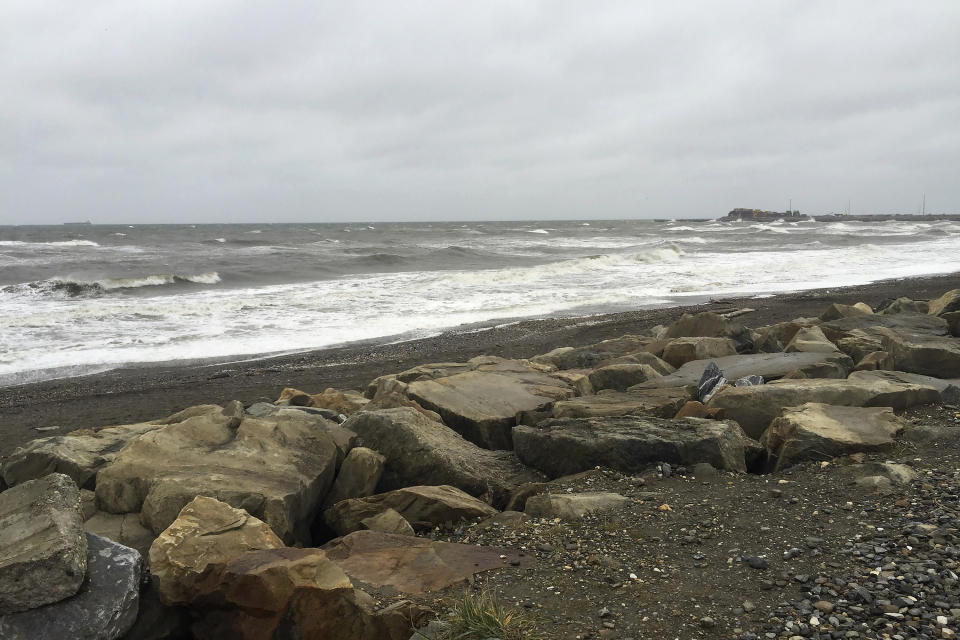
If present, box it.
[853,351,895,372]
[322,530,531,594]
[309,388,369,415]
[587,363,662,392]
[324,485,497,536]
[674,401,726,420]
[358,509,415,536]
[322,447,385,509]
[661,336,738,368]
[928,289,960,316]
[148,496,284,606]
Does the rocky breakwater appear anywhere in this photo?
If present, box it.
[1,288,960,637]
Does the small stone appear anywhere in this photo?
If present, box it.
[745,556,769,570]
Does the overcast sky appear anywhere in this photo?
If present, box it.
[1,1,958,224]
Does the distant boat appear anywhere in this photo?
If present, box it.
[62,221,92,226]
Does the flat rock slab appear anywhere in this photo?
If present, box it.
[0,473,87,614]
[631,352,853,389]
[761,403,906,471]
[322,530,532,595]
[883,333,960,378]
[525,492,631,520]
[550,387,694,419]
[0,533,141,640]
[820,312,949,340]
[513,416,756,478]
[848,370,960,401]
[95,404,340,544]
[324,485,497,536]
[342,408,544,509]
[708,377,939,439]
[406,363,575,449]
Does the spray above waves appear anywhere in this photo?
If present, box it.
[1,272,222,298]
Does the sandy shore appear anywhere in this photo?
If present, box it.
[2,271,959,460]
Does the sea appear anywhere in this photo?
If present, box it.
[3,218,960,387]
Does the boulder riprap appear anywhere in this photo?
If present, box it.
[95,403,340,544]
[0,473,87,614]
[1,419,166,488]
[0,533,142,640]
[324,485,497,536]
[402,356,576,449]
[928,288,960,316]
[322,530,532,595]
[760,403,906,471]
[707,376,940,438]
[784,326,843,354]
[661,336,738,368]
[662,311,755,352]
[630,352,853,389]
[148,496,284,606]
[513,416,757,477]
[587,363,662,392]
[342,408,544,507]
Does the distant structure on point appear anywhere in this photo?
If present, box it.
[720,208,809,222]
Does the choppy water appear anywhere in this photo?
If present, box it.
[2,218,960,386]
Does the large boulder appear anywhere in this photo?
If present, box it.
[530,336,654,370]
[0,533,142,640]
[882,333,960,378]
[513,416,757,477]
[785,326,842,354]
[191,547,424,640]
[307,388,369,415]
[661,337,738,368]
[852,351,895,372]
[525,492,631,520]
[819,312,948,342]
[761,403,905,471]
[322,447,385,509]
[880,297,929,315]
[630,352,854,389]
[549,387,694,419]
[324,485,497,536]
[84,511,154,558]
[848,370,960,402]
[404,358,576,449]
[322,530,532,595]
[928,289,960,317]
[587,363,661,392]
[661,311,755,352]
[708,377,940,438]
[95,404,340,544]
[1,420,167,488]
[820,302,872,322]
[341,408,544,508]
[148,496,284,606]
[0,473,87,614]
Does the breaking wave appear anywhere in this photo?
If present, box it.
[2,272,222,297]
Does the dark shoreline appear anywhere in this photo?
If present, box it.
[3,271,960,460]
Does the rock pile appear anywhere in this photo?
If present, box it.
[2,289,960,637]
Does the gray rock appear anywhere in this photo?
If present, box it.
[707,376,939,438]
[760,403,906,471]
[819,312,948,341]
[587,363,662,392]
[0,533,141,640]
[0,473,88,614]
[548,387,694,419]
[882,332,960,378]
[513,415,757,477]
[661,311,755,353]
[342,408,544,509]
[84,511,155,558]
[525,492,630,520]
[630,352,854,390]
[661,337,738,368]
[847,369,960,400]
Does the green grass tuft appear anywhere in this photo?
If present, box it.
[430,589,544,640]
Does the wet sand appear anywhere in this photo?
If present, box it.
[2,272,959,460]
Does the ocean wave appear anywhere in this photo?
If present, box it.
[2,272,222,298]
[445,246,684,285]
[0,239,101,247]
[526,229,551,234]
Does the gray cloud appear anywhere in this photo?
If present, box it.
[2,0,958,223]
